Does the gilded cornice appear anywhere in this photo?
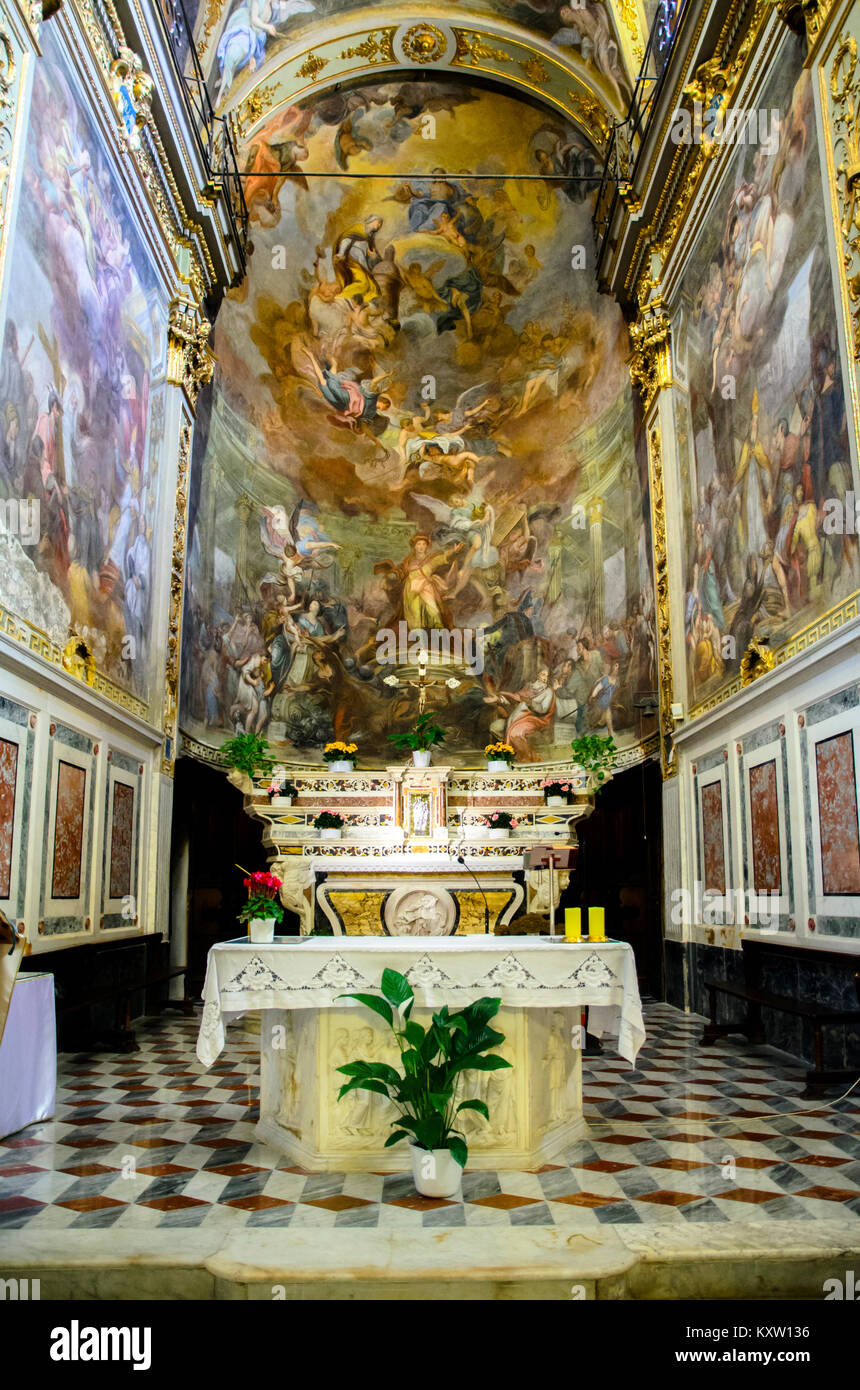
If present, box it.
[827,29,860,359]
[802,0,841,53]
[167,298,216,412]
[223,12,622,152]
[645,423,677,779]
[162,419,193,775]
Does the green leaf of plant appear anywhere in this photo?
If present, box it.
[384,1130,409,1148]
[450,1053,512,1074]
[380,969,414,1011]
[456,1098,489,1120]
[336,992,393,1026]
[403,1021,425,1049]
[429,1091,452,1115]
[447,1135,468,1168]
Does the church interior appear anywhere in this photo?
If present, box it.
[1,0,860,1317]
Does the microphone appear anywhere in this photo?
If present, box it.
[454,841,491,935]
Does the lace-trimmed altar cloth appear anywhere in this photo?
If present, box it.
[196,935,646,1069]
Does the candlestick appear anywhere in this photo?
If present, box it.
[588,906,605,942]
[565,907,581,943]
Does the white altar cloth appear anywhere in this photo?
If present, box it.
[196,935,645,1068]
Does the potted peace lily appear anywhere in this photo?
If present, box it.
[479,810,518,840]
[336,968,511,1198]
[570,734,616,794]
[237,868,284,943]
[314,809,345,840]
[221,731,272,795]
[265,772,299,807]
[323,741,358,772]
[541,777,573,806]
[485,741,515,773]
[388,711,446,768]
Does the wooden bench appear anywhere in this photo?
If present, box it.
[56,960,193,1052]
[702,939,860,1096]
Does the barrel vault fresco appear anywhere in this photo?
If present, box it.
[199,1,635,113]
[181,79,657,764]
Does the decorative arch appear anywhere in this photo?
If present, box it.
[206,8,625,151]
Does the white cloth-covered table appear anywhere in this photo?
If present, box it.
[0,972,57,1140]
[197,935,645,1068]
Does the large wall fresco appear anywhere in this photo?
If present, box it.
[0,26,165,700]
[203,1,632,112]
[675,35,860,710]
[182,81,655,764]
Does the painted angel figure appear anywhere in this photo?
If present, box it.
[216,0,316,105]
[410,492,497,603]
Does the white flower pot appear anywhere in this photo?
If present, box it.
[328,760,354,772]
[546,795,566,806]
[248,917,276,943]
[270,796,293,807]
[319,827,342,839]
[410,1143,463,1198]
[412,749,432,767]
[486,760,512,773]
[488,827,510,839]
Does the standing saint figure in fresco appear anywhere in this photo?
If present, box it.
[395,534,465,631]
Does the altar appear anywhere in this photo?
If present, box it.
[197,935,645,1172]
[245,761,596,936]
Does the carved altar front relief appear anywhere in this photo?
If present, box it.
[258,1003,584,1171]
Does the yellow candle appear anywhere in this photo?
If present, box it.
[565,907,581,942]
[588,907,605,942]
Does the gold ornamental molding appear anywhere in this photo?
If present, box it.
[162,420,193,776]
[224,16,623,152]
[0,601,150,721]
[803,0,841,53]
[628,293,672,414]
[828,32,860,360]
[167,299,216,412]
[739,637,777,685]
[687,592,860,718]
[646,423,677,780]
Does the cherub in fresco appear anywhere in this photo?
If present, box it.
[410,491,498,608]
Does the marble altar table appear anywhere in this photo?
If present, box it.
[197,936,645,1171]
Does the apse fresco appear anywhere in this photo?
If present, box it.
[204,0,632,111]
[182,82,656,764]
[675,35,859,709]
[0,26,164,698]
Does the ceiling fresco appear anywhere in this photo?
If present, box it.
[181,79,656,764]
[195,1,636,114]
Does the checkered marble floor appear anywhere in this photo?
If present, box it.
[1,1002,858,1231]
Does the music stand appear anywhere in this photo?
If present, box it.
[525,846,578,938]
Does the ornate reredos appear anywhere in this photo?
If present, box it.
[181,3,660,767]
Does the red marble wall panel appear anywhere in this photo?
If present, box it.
[0,736,19,899]
[109,781,135,900]
[815,731,860,895]
[749,760,782,894]
[52,760,86,900]
[700,780,726,893]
